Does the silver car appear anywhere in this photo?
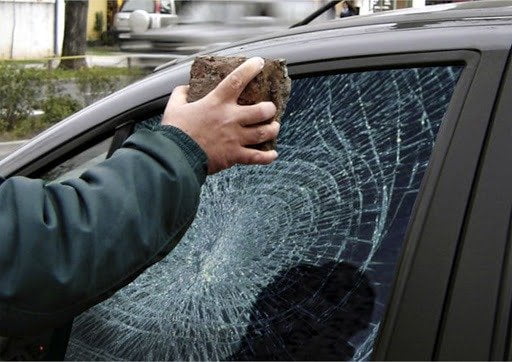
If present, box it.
[129,0,318,54]
[114,0,178,41]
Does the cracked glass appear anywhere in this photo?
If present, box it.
[66,65,463,361]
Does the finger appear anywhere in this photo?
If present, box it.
[236,102,277,126]
[168,85,189,106]
[211,57,265,101]
[240,121,280,146]
[237,148,278,165]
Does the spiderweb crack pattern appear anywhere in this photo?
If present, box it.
[66,66,462,361]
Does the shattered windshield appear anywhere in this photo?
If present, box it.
[66,65,463,361]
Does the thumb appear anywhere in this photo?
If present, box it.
[168,85,189,107]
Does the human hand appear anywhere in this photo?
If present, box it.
[161,57,279,174]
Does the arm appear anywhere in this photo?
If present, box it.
[0,57,279,336]
[0,127,206,335]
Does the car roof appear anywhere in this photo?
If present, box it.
[292,0,512,32]
[247,0,512,38]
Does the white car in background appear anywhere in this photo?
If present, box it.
[128,0,318,54]
[113,0,178,41]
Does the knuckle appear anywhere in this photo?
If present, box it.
[228,132,239,145]
[257,127,267,142]
[228,113,240,125]
[228,74,243,90]
[258,105,269,120]
[206,93,222,106]
[252,152,263,164]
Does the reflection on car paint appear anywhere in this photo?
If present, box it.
[66,66,462,361]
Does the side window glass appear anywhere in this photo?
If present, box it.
[67,66,463,360]
[41,137,113,182]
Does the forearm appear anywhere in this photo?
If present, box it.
[0,128,207,335]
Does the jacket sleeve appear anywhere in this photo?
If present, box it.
[0,126,207,336]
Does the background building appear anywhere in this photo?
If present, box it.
[0,0,65,59]
[87,0,122,41]
[0,0,121,59]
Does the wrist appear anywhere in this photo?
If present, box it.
[153,124,208,183]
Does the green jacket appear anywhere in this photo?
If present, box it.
[0,126,207,339]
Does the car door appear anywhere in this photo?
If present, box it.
[34,51,480,360]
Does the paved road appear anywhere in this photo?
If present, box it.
[0,141,28,161]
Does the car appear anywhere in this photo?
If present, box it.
[2,1,512,360]
[114,0,178,48]
[128,0,318,54]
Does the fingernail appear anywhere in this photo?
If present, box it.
[251,57,265,69]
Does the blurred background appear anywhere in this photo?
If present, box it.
[1,0,474,63]
[0,0,476,152]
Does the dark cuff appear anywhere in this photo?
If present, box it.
[151,124,208,183]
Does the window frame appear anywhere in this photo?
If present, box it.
[447,50,512,360]
[286,54,476,360]
[273,50,484,360]
[273,50,504,360]
[119,51,482,360]
[359,50,508,360]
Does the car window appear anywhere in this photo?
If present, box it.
[66,65,463,361]
[40,137,113,182]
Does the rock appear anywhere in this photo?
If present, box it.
[188,56,291,151]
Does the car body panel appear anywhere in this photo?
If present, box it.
[434,46,512,361]
[497,67,512,358]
